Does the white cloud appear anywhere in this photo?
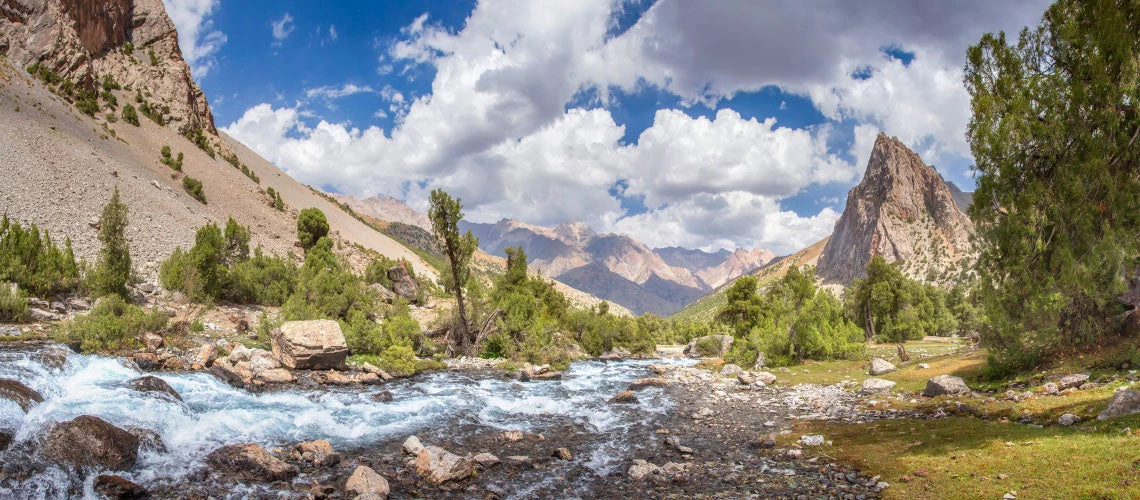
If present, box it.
[305,84,375,100]
[226,0,1050,252]
[271,12,295,45]
[162,0,227,78]
[329,25,338,41]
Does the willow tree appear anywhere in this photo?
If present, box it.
[428,189,479,356]
[965,0,1140,359]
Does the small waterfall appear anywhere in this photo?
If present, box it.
[0,345,695,498]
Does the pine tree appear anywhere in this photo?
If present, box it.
[92,187,131,298]
[428,189,479,356]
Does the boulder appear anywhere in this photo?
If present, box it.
[799,434,825,446]
[197,344,218,367]
[505,455,532,467]
[133,353,160,371]
[206,443,297,482]
[859,377,896,395]
[868,358,897,376]
[28,307,61,322]
[371,391,394,403]
[44,416,139,471]
[0,378,44,412]
[93,474,148,499]
[402,436,425,455]
[628,377,668,390]
[346,465,389,498]
[649,364,669,375]
[129,376,183,402]
[552,447,573,460]
[1097,389,1140,420]
[608,389,639,404]
[272,320,348,370]
[254,368,295,385]
[1042,382,1060,395]
[752,352,767,370]
[1058,413,1080,427]
[1058,373,1090,390]
[324,370,355,385]
[500,430,524,442]
[413,445,476,484]
[473,452,500,467]
[720,364,744,377]
[628,459,661,481]
[128,428,168,454]
[161,357,184,371]
[36,347,70,369]
[361,363,393,381]
[682,335,733,358]
[369,283,397,304]
[291,439,339,467]
[143,333,163,352]
[923,375,971,397]
[387,264,420,304]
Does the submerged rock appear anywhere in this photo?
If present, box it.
[128,376,182,401]
[608,389,639,404]
[128,428,168,454]
[371,390,394,402]
[413,445,476,484]
[272,319,348,370]
[1098,389,1140,420]
[0,378,43,412]
[552,447,573,461]
[206,443,297,482]
[44,416,139,471]
[923,375,970,397]
[0,431,12,452]
[93,474,149,499]
[346,465,389,498]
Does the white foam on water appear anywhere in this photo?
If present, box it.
[0,345,696,498]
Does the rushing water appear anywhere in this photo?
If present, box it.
[0,344,695,498]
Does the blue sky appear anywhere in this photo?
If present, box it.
[164,0,1049,254]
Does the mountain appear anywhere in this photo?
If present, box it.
[946,181,974,212]
[330,194,432,232]
[671,238,829,322]
[816,133,975,286]
[460,218,772,315]
[0,0,435,278]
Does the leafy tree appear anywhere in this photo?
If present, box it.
[965,0,1140,358]
[189,223,227,299]
[716,275,762,332]
[428,189,479,355]
[91,188,131,298]
[223,217,251,265]
[121,103,139,126]
[296,207,329,251]
[845,256,962,342]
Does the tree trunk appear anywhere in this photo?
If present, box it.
[865,305,876,342]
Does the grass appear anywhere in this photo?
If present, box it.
[781,415,1140,499]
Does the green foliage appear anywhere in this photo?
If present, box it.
[296,208,329,251]
[965,0,1140,362]
[0,215,82,297]
[122,42,133,56]
[0,285,28,322]
[121,103,139,126]
[100,90,117,108]
[182,176,206,203]
[281,237,374,322]
[844,256,963,343]
[720,266,865,367]
[183,127,215,158]
[429,189,479,354]
[90,188,131,298]
[379,345,417,376]
[190,319,205,332]
[75,94,99,116]
[59,295,167,353]
[223,217,251,265]
[225,248,297,305]
[160,146,183,170]
[138,101,165,126]
[148,49,159,66]
[26,63,62,85]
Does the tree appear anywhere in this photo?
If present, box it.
[189,223,227,299]
[223,217,251,265]
[428,189,479,356]
[503,245,527,288]
[91,187,131,298]
[717,276,761,333]
[296,208,329,251]
[965,0,1140,358]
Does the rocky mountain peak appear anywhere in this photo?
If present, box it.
[0,0,219,136]
[553,221,595,246]
[816,133,975,285]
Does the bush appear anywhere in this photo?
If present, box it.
[296,208,329,251]
[182,176,206,203]
[184,127,215,158]
[0,285,28,322]
[59,295,167,353]
[379,345,417,377]
[160,146,183,171]
[122,42,133,56]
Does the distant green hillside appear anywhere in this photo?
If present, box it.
[670,237,830,323]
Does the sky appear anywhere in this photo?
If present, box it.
[162,0,1050,255]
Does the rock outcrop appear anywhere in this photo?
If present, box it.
[43,415,140,470]
[0,0,218,136]
[387,263,420,304]
[271,320,348,370]
[817,134,975,286]
[1097,389,1140,420]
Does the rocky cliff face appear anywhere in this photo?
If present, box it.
[816,134,975,286]
[0,0,217,135]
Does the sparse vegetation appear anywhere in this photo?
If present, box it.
[160,145,183,170]
[58,294,167,353]
[182,176,206,204]
[0,285,28,322]
[184,127,215,158]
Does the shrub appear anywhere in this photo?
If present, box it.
[0,285,28,322]
[182,176,206,203]
[0,215,82,297]
[148,48,159,66]
[160,146,182,170]
[75,95,99,116]
[296,208,329,251]
[190,319,205,332]
[59,295,167,353]
[378,345,417,377]
[122,42,133,56]
[183,127,215,158]
[224,249,296,305]
[100,90,117,108]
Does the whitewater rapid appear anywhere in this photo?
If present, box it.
[0,345,694,498]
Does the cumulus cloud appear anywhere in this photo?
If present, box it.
[271,13,295,45]
[226,0,1050,252]
[162,0,227,78]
